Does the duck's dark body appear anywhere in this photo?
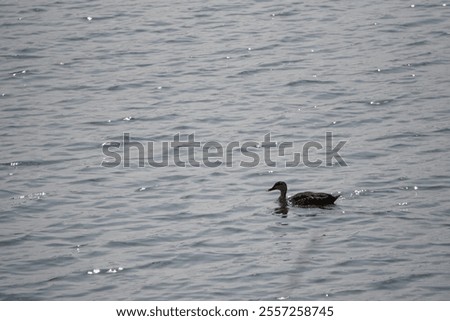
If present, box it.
[289,191,340,206]
[268,181,339,207]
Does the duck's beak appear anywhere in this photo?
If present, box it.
[268,187,275,192]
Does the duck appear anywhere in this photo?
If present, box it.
[268,181,340,207]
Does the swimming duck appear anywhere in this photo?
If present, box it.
[268,181,340,207]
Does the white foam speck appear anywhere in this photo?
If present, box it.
[93,269,100,274]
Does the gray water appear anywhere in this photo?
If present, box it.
[1,0,450,300]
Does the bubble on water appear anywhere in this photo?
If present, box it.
[118,267,124,271]
[353,189,368,196]
[93,269,100,274]
[102,142,120,148]
[410,4,415,8]
[87,16,93,21]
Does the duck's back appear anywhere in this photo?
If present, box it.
[289,191,339,206]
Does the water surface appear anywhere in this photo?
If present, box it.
[1,0,450,300]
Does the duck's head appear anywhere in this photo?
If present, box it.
[268,181,287,192]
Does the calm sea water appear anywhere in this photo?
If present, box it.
[1,0,450,300]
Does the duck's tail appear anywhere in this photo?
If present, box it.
[333,194,341,203]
